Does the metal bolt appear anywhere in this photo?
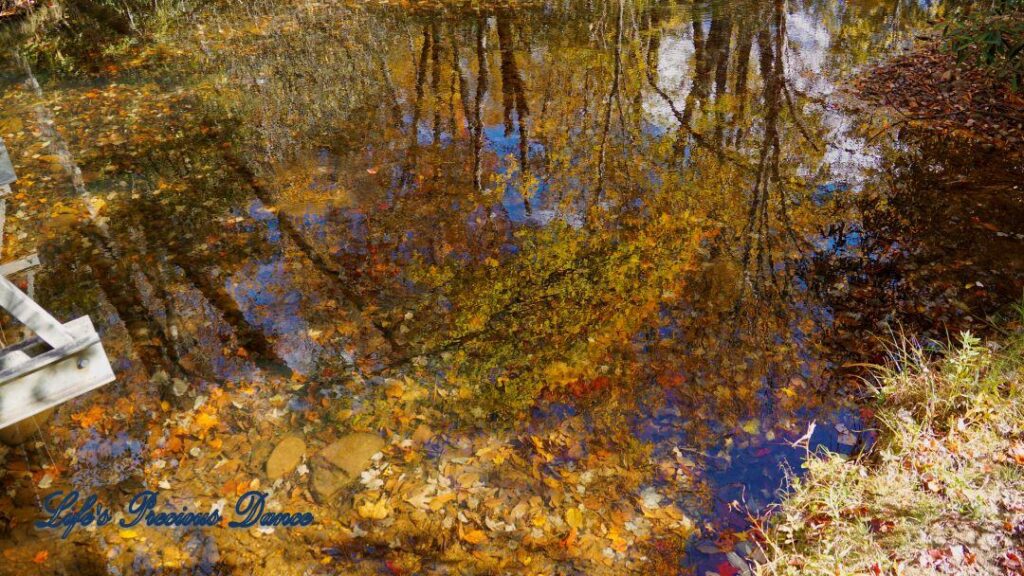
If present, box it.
[77,358,89,369]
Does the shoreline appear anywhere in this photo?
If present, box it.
[758,315,1024,575]
[853,27,1024,156]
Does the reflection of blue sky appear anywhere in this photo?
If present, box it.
[72,431,144,489]
[482,124,548,224]
[228,259,321,374]
[640,6,885,182]
[633,383,865,572]
[644,32,694,125]
[222,201,326,374]
[245,198,281,243]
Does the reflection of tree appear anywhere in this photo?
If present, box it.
[497,11,530,206]
[184,0,932,427]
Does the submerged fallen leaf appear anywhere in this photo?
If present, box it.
[357,498,390,520]
[429,492,456,511]
[565,507,583,529]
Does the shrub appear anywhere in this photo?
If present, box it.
[944,1,1024,89]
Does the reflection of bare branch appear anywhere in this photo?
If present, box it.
[782,84,820,151]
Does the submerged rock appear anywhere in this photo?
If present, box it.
[265,435,307,480]
[311,433,385,501]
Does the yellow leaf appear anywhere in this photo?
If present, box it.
[87,196,107,214]
[565,507,583,529]
[741,419,760,435]
[462,529,487,544]
[194,411,219,437]
[429,492,456,511]
[119,529,140,540]
[384,379,404,399]
[357,498,390,520]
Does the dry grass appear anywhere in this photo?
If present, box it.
[758,308,1024,575]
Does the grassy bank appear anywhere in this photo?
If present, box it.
[758,309,1024,575]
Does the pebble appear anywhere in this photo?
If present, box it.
[311,432,385,501]
[265,435,307,480]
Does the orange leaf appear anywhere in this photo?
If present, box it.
[72,405,105,429]
[33,551,49,564]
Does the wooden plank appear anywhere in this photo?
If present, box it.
[0,317,99,383]
[0,253,40,277]
[0,318,115,429]
[0,275,73,348]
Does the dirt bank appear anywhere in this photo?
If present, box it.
[855,38,1024,155]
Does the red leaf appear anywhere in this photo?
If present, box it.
[716,561,739,576]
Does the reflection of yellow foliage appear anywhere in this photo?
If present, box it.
[265,153,352,216]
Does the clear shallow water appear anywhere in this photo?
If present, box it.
[1,0,1024,573]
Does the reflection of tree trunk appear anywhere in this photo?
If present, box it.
[713,18,732,99]
[497,13,527,137]
[371,49,405,131]
[169,248,286,368]
[775,0,819,151]
[596,0,624,206]
[431,22,443,146]
[497,11,532,216]
[711,16,732,146]
[406,25,432,183]
[741,28,783,293]
[451,32,474,137]
[680,14,705,127]
[447,29,458,140]
[80,227,181,379]
[644,3,662,74]
[771,0,805,246]
[732,28,754,146]
[472,18,489,193]
[129,157,289,371]
[126,225,194,371]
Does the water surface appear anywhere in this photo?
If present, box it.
[1,0,1023,573]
